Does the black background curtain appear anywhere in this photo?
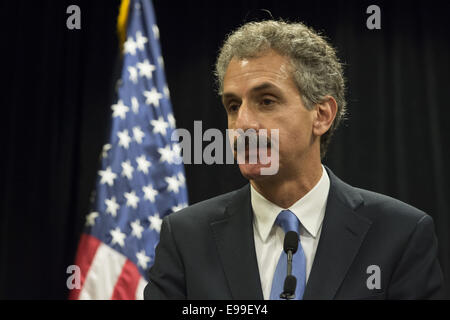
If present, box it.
[1,0,449,299]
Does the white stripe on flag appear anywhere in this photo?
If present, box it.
[79,243,127,300]
[135,277,148,300]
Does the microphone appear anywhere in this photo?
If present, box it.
[280,231,299,299]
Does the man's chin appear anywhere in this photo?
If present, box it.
[238,163,273,181]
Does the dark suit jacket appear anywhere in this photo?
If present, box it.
[144,166,445,299]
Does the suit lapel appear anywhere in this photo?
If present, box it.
[209,185,264,300]
[303,167,372,299]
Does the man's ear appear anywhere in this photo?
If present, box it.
[312,96,337,137]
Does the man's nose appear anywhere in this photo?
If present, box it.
[234,101,259,131]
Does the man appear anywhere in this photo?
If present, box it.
[144,20,445,299]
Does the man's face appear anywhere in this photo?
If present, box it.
[222,49,317,181]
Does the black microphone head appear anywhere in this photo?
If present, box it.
[283,275,297,295]
[284,231,299,254]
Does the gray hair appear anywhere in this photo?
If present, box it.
[215,20,346,159]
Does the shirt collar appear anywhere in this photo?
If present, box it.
[251,165,330,242]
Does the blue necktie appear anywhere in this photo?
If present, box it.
[269,209,306,300]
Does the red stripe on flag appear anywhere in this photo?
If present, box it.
[111,259,141,300]
[68,233,102,300]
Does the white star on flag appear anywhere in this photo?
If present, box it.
[167,113,175,128]
[152,24,159,39]
[124,36,137,55]
[111,100,129,120]
[177,172,186,186]
[117,129,132,149]
[137,59,155,79]
[130,219,144,239]
[150,117,169,135]
[135,31,148,51]
[172,144,182,162]
[128,66,138,84]
[110,227,127,247]
[149,214,162,233]
[143,87,163,107]
[158,145,175,164]
[165,175,181,194]
[136,250,151,269]
[124,190,140,209]
[132,126,145,144]
[98,166,117,187]
[136,155,151,174]
[105,196,120,217]
[131,96,139,114]
[142,184,158,202]
[85,211,99,227]
[101,143,111,158]
[121,160,134,180]
[158,56,164,69]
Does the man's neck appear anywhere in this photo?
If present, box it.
[250,161,323,209]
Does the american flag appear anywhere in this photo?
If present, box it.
[69,0,188,300]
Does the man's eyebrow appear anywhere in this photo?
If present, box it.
[222,92,239,102]
[222,82,282,102]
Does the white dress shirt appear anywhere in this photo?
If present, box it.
[251,165,330,300]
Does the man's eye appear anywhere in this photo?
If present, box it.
[228,104,239,112]
[261,98,275,106]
